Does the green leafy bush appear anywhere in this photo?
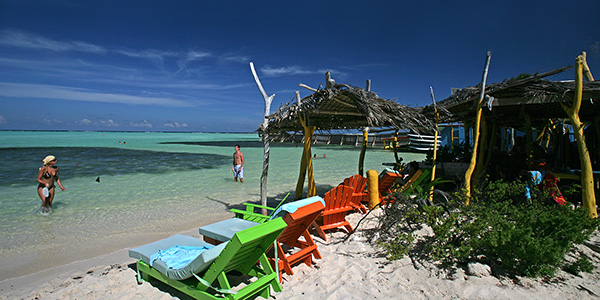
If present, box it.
[376,180,598,278]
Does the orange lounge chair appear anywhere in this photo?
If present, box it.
[378,169,404,196]
[199,198,325,282]
[313,185,355,241]
[273,201,324,280]
[342,174,368,213]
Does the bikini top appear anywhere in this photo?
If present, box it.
[41,166,57,179]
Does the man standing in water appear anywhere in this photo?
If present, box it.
[232,144,244,183]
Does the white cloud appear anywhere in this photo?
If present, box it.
[0,82,193,107]
[98,119,119,127]
[186,51,211,61]
[260,65,318,77]
[260,65,347,79]
[0,115,6,124]
[130,120,153,128]
[78,118,92,125]
[116,48,178,63]
[41,118,63,125]
[219,55,249,63]
[0,29,106,54]
[163,122,188,128]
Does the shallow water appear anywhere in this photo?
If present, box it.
[0,131,425,280]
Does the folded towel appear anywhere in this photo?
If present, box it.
[150,245,212,270]
[270,196,325,220]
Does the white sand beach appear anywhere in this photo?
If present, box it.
[1,210,599,300]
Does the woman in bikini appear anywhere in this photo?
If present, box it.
[37,155,66,211]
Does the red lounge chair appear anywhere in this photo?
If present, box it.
[313,185,355,241]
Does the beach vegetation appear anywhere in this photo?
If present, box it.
[375,179,598,278]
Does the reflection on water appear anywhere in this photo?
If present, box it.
[0,147,230,187]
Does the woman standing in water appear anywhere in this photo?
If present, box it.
[37,155,65,212]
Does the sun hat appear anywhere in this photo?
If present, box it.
[43,155,56,166]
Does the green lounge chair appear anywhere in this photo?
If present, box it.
[129,218,287,299]
[230,193,290,223]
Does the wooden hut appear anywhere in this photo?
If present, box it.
[427,53,599,217]
[260,75,436,200]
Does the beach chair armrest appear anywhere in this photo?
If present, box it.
[242,203,276,212]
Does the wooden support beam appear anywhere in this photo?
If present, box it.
[294,91,317,199]
[429,87,440,202]
[561,53,597,218]
[465,51,492,202]
[358,127,369,176]
[524,112,534,165]
[473,117,488,186]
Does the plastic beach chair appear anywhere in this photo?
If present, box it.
[313,185,355,241]
[129,218,287,300]
[341,174,369,213]
[400,169,432,194]
[378,169,404,196]
[200,198,325,282]
[230,193,290,223]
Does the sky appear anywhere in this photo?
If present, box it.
[0,0,599,132]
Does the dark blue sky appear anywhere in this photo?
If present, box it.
[0,0,598,132]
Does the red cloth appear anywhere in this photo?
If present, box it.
[538,172,566,205]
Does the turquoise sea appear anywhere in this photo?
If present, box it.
[0,131,425,281]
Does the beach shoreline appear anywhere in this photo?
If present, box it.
[2,210,600,299]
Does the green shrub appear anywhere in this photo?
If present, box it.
[376,179,598,278]
[562,255,594,276]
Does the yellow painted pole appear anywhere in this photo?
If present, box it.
[295,114,317,199]
[465,51,492,202]
[429,87,439,202]
[358,127,369,176]
[367,169,380,210]
[472,117,488,185]
[561,53,597,218]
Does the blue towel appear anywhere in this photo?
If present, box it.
[269,196,325,220]
[525,170,543,199]
[150,245,212,270]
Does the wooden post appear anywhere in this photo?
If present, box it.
[357,79,372,177]
[294,92,317,199]
[358,127,369,176]
[524,113,534,165]
[465,123,471,147]
[480,119,498,180]
[429,87,440,202]
[561,53,597,218]
[250,62,275,214]
[500,127,508,152]
[595,117,600,163]
[472,117,488,185]
[464,51,492,202]
[393,130,401,165]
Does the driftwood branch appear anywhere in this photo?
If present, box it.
[250,62,274,213]
[299,83,318,92]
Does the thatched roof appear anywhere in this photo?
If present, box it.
[261,83,435,136]
[429,65,600,128]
